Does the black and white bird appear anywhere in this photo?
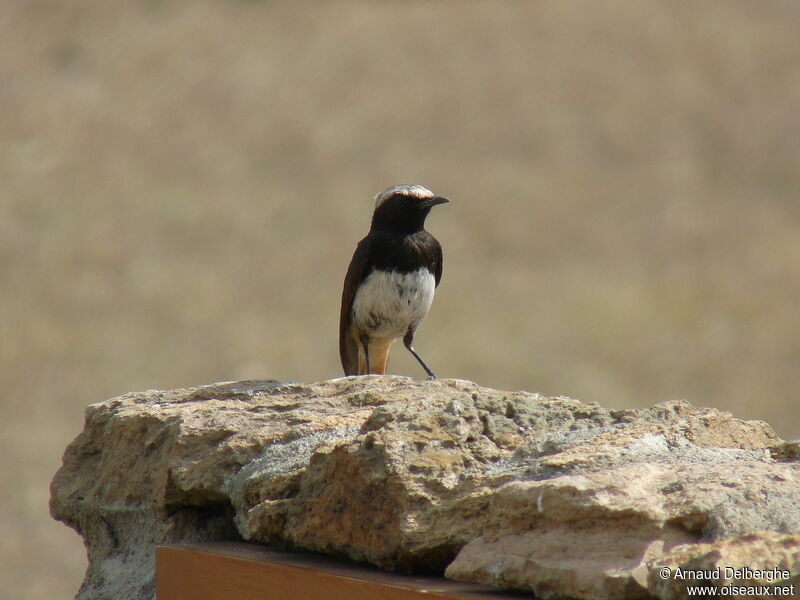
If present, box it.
[339,185,449,378]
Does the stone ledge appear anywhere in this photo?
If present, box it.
[50,376,800,600]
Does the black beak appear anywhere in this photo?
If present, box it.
[419,196,450,209]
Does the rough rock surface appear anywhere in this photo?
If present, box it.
[50,376,800,600]
[648,532,800,600]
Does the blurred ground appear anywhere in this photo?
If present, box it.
[2,1,799,597]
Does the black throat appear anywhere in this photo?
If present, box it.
[370,204,431,234]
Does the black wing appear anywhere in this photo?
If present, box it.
[339,236,373,375]
[431,237,443,287]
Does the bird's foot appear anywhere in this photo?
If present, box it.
[426,374,437,380]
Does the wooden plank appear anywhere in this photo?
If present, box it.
[156,542,532,600]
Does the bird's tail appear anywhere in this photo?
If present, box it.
[339,325,360,376]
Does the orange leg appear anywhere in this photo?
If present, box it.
[356,335,394,375]
[355,332,368,375]
[368,339,392,374]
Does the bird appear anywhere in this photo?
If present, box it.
[339,184,449,379]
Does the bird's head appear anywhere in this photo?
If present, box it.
[371,184,449,233]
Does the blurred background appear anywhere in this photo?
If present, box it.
[2,0,799,597]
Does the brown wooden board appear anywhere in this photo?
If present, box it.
[156,542,535,600]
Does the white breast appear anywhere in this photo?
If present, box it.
[351,268,435,341]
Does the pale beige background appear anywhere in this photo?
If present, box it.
[2,1,799,597]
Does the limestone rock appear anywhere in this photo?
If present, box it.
[50,376,799,600]
[648,532,800,599]
[444,462,800,599]
[50,378,375,600]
